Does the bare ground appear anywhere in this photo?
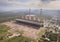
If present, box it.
[2,21,46,39]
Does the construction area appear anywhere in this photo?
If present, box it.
[2,14,60,39]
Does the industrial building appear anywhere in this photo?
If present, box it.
[15,15,44,29]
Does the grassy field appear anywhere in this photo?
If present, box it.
[0,24,10,42]
[0,24,10,37]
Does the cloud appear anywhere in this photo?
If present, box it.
[0,0,60,10]
[41,0,56,3]
[10,0,31,2]
[0,0,40,8]
[42,0,60,9]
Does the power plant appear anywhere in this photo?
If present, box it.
[16,15,44,29]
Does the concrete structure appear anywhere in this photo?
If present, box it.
[16,19,44,29]
[15,15,44,29]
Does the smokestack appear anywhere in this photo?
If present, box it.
[37,17,40,22]
[28,8,31,20]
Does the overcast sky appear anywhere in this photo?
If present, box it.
[0,0,60,11]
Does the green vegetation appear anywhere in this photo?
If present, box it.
[0,16,20,23]
[0,24,10,40]
[38,28,60,42]
[0,24,9,37]
[0,12,23,23]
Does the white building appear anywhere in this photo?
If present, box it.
[25,15,36,21]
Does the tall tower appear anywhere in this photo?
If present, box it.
[28,8,31,20]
